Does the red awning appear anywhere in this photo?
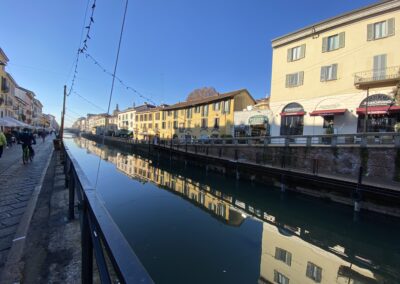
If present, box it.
[356,106,400,115]
[280,111,306,116]
[309,109,347,116]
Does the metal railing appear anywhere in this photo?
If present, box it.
[157,132,400,148]
[63,143,154,284]
[354,66,400,85]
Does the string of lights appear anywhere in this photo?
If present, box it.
[83,52,157,105]
[72,91,107,112]
[67,0,97,96]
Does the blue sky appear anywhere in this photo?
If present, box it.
[1,0,377,126]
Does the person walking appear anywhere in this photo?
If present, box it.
[0,129,7,158]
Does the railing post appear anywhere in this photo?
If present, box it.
[284,137,289,147]
[361,134,367,148]
[331,135,337,147]
[395,135,400,148]
[68,171,75,220]
[82,202,93,284]
[306,136,311,147]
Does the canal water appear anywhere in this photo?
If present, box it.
[65,135,400,284]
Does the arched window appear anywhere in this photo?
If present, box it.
[280,103,305,135]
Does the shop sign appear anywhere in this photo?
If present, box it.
[359,94,393,107]
[282,103,304,113]
[248,115,268,125]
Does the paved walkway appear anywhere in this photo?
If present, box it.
[0,136,54,276]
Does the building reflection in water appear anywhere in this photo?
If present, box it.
[75,137,395,284]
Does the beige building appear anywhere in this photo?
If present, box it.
[118,107,136,131]
[269,0,400,136]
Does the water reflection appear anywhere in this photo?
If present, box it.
[69,136,400,284]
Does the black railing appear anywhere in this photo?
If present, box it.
[63,143,154,284]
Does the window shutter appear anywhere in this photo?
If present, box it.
[286,252,292,266]
[286,74,291,87]
[387,18,395,36]
[306,262,313,277]
[287,48,292,62]
[298,71,304,86]
[367,24,374,41]
[274,271,279,282]
[322,37,328,52]
[339,32,345,48]
[332,64,338,80]
[300,44,306,59]
[320,66,326,82]
[316,267,322,282]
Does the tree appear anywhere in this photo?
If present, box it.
[186,87,218,101]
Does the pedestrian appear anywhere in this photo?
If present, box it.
[0,129,7,158]
[5,129,12,148]
[41,131,46,143]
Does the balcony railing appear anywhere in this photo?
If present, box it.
[354,66,400,89]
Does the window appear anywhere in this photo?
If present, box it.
[213,118,219,129]
[174,111,178,119]
[155,113,160,120]
[274,270,289,284]
[202,105,209,116]
[186,108,192,119]
[373,54,387,80]
[224,100,230,114]
[148,114,152,120]
[320,64,338,81]
[162,122,166,129]
[322,32,345,52]
[148,123,152,129]
[140,115,143,121]
[195,106,201,113]
[287,44,306,62]
[135,115,138,121]
[173,121,178,129]
[162,112,166,120]
[306,262,322,282]
[275,248,292,266]
[201,118,208,128]
[285,71,304,87]
[213,102,220,111]
[368,18,395,40]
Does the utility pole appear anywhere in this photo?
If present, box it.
[60,85,67,139]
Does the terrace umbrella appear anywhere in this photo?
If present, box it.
[0,117,15,127]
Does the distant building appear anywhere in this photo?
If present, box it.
[233,97,272,137]
[269,0,400,136]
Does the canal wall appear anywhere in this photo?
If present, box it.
[81,133,400,216]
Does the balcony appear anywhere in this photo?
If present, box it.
[354,66,400,90]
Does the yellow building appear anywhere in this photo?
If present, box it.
[134,104,161,140]
[269,0,400,136]
[158,89,256,140]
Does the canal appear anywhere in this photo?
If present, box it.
[65,134,400,284]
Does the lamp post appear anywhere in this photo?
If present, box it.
[363,88,369,133]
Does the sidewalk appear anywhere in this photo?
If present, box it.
[0,136,54,278]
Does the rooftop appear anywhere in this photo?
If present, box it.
[271,0,400,48]
[163,89,253,111]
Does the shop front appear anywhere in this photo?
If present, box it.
[310,101,347,134]
[280,103,305,135]
[248,115,270,136]
[356,94,400,132]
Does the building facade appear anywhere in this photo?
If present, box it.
[159,89,256,140]
[269,0,400,136]
[117,107,136,131]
